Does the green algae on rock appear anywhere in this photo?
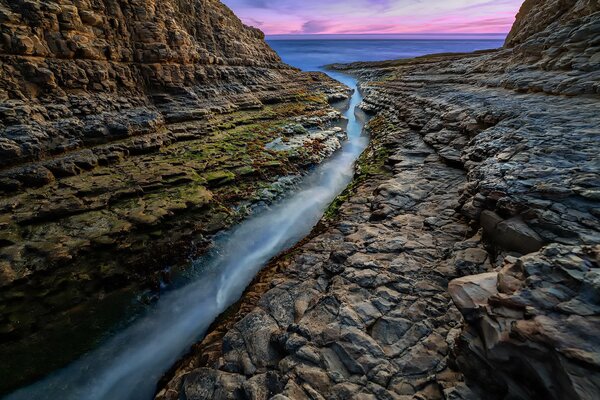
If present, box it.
[0,0,350,393]
[159,1,600,399]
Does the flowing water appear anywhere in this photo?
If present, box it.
[5,37,504,400]
[5,71,367,400]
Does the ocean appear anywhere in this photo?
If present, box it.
[266,36,505,71]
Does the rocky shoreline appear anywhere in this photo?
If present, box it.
[157,1,600,399]
[0,0,349,393]
[1,0,599,398]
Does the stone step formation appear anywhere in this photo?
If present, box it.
[157,1,600,399]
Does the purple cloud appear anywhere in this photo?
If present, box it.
[297,20,336,34]
[222,0,524,35]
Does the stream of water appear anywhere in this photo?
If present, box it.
[4,72,367,400]
[5,37,506,400]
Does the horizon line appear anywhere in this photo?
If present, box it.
[266,33,508,35]
[265,33,508,40]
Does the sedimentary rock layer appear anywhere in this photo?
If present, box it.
[158,111,486,400]
[161,1,600,399]
[0,0,348,392]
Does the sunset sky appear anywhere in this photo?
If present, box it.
[222,0,524,35]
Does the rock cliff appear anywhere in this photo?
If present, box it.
[159,1,600,399]
[0,0,348,392]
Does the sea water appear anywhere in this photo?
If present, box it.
[267,35,504,71]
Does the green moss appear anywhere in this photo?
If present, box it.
[235,166,256,176]
[323,115,393,221]
[179,185,213,207]
[263,160,282,168]
[204,170,236,187]
[323,180,359,221]
[296,92,328,104]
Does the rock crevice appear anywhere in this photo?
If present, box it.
[0,0,349,392]
[160,1,600,399]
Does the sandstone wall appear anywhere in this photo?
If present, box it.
[0,0,297,175]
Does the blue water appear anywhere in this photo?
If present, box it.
[4,39,501,400]
[267,38,504,71]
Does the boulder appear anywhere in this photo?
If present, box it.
[481,211,544,254]
[449,272,499,315]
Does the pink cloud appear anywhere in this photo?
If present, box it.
[223,0,524,35]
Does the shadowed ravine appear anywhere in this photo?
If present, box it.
[4,72,367,400]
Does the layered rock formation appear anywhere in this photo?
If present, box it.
[451,244,600,399]
[160,1,600,399]
[0,0,348,392]
[158,113,486,400]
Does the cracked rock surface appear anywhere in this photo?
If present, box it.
[161,1,599,399]
[159,117,484,400]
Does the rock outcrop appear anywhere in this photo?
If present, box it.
[159,112,485,400]
[160,1,600,399]
[452,244,600,400]
[0,0,348,392]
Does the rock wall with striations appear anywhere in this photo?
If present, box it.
[0,0,349,392]
[505,0,599,47]
[0,0,338,178]
[158,1,600,399]
[504,0,600,76]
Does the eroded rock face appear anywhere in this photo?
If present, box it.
[505,0,599,48]
[162,1,600,399]
[453,245,600,400]
[332,1,599,398]
[158,112,487,400]
[0,0,349,392]
[448,272,498,315]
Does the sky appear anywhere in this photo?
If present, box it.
[222,0,524,35]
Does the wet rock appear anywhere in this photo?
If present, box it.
[159,117,484,399]
[454,245,600,400]
[165,2,600,399]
